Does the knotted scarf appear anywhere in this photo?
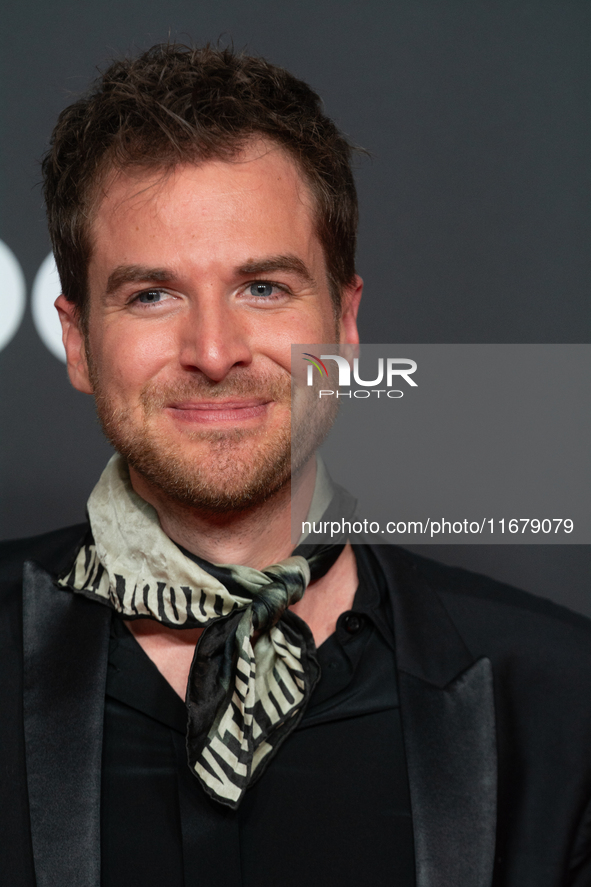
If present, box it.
[58,455,351,808]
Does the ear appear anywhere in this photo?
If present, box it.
[55,295,94,395]
[338,274,363,345]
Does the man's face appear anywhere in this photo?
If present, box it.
[58,140,361,512]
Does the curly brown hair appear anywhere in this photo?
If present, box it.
[41,43,360,326]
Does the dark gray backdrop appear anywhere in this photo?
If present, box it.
[1,1,589,614]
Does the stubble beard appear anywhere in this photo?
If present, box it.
[91,366,291,512]
[90,364,336,515]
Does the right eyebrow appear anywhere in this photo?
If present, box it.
[105,265,175,295]
[237,255,316,288]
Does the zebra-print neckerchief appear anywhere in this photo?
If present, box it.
[58,455,347,808]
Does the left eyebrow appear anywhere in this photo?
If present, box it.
[237,255,316,288]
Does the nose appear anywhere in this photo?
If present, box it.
[178,295,253,382]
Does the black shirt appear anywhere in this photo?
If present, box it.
[101,546,415,887]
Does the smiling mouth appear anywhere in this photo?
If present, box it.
[167,400,274,423]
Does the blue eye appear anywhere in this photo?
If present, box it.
[138,290,164,303]
[249,283,274,297]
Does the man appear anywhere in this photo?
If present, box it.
[1,43,591,887]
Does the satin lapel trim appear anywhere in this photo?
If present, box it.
[23,560,111,887]
[399,658,497,887]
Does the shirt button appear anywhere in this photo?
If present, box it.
[343,613,363,634]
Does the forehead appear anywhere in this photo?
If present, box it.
[89,141,320,267]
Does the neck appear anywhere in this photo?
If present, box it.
[128,458,317,569]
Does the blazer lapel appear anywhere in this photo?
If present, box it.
[374,549,497,887]
[22,560,111,887]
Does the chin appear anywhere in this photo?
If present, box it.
[108,424,293,514]
[132,460,292,514]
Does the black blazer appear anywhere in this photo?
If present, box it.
[1,524,591,887]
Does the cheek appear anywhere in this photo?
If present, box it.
[91,323,175,393]
[256,308,336,368]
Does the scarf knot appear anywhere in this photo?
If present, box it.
[251,559,310,631]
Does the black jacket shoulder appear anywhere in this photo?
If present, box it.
[385,544,591,672]
[408,545,591,629]
[0,523,89,587]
